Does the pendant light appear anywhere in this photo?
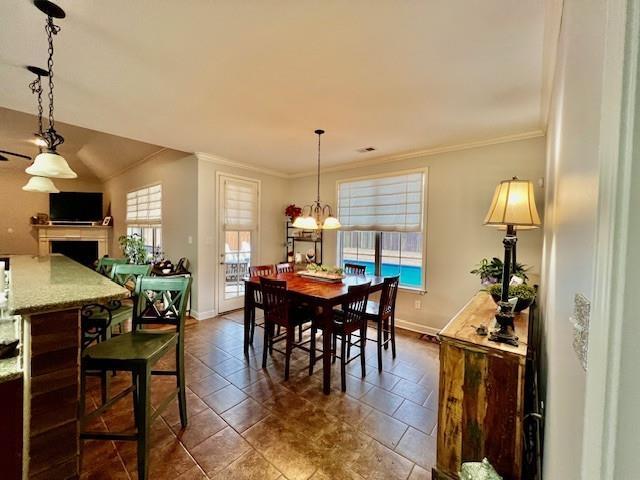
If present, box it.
[292,130,341,230]
[22,176,60,193]
[22,67,61,193]
[25,0,77,180]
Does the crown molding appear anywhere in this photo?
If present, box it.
[195,152,289,178]
[288,129,546,178]
[102,147,169,181]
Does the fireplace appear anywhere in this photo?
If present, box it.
[35,225,111,263]
[51,241,99,268]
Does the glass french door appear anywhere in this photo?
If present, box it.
[218,230,252,312]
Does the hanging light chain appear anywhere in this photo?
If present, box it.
[43,15,64,149]
[28,75,45,139]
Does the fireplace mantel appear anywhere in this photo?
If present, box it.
[35,224,111,258]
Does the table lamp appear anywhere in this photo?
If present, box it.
[484,177,541,346]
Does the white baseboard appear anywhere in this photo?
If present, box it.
[395,318,441,337]
[190,309,217,321]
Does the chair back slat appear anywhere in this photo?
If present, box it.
[380,275,400,318]
[111,264,152,292]
[260,277,289,327]
[249,264,276,277]
[134,276,192,331]
[344,263,367,275]
[341,282,371,326]
[96,256,127,277]
[276,262,295,273]
[249,265,276,305]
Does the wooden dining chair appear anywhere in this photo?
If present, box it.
[80,276,192,480]
[309,282,371,392]
[363,275,400,372]
[344,263,367,275]
[260,277,311,380]
[276,262,295,273]
[247,264,276,345]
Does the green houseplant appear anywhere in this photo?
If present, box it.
[487,283,536,312]
[118,234,149,264]
[470,257,529,285]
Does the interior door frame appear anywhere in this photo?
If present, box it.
[215,171,261,314]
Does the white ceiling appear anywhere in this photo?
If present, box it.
[0,1,546,175]
[0,107,168,180]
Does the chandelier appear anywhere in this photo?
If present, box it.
[292,130,341,230]
[24,0,77,182]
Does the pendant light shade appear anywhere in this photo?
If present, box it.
[26,150,77,179]
[22,175,60,193]
[294,130,341,231]
[322,216,341,230]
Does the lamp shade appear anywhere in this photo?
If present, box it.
[322,216,341,229]
[26,151,77,179]
[292,216,319,230]
[22,176,60,193]
[484,178,541,227]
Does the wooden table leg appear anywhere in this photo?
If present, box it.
[244,282,252,356]
[320,304,333,394]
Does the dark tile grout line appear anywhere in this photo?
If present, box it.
[84,313,439,480]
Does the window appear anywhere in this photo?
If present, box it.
[126,184,162,259]
[337,171,426,289]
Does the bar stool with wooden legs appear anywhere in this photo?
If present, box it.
[247,264,276,345]
[95,256,128,277]
[80,276,192,480]
[260,277,312,380]
[81,263,152,404]
[344,263,367,275]
[309,282,371,392]
[363,275,400,372]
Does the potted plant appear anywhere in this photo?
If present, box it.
[487,283,536,312]
[285,204,302,222]
[118,234,150,264]
[470,257,529,285]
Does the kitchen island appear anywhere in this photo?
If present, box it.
[1,255,129,480]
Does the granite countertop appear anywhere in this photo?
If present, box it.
[0,316,22,383]
[8,255,130,316]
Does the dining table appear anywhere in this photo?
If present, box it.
[244,271,385,394]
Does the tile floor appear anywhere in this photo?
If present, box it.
[81,310,440,480]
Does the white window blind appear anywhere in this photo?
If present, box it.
[223,178,259,231]
[338,172,425,232]
[126,184,162,224]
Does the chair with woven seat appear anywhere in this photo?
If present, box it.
[80,275,192,480]
[344,263,367,275]
[309,282,371,392]
[82,263,152,403]
[363,275,400,372]
[247,264,276,345]
[95,256,127,277]
[260,277,312,380]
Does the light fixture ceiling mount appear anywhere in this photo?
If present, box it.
[292,130,341,231]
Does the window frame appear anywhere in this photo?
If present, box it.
[126,182,163,259]
[336,168,428,293]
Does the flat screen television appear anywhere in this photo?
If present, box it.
[49,192,103,222]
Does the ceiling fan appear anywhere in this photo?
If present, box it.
[0,150,32,162]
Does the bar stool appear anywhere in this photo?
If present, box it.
[309,282,371,392]
[260,277,312,380]
[363,275,400,372]
[95,256,127,277]
[81,263,152,403]
[248,264,276,344]
[344,263,367,275]
[80,276,192,480]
